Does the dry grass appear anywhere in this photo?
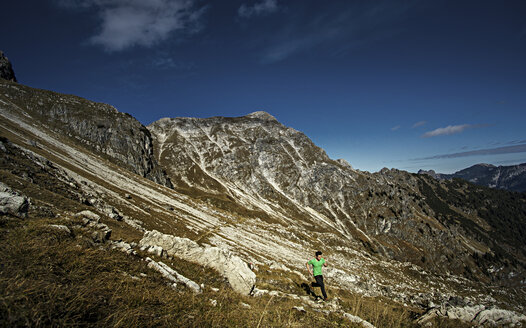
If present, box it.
[1,211,475,328]
[0,214,344,327]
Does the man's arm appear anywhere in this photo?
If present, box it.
[306,262,313,276]
[323,258,328,267]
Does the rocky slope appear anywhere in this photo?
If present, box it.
[0,79,171,187]
[148,112,526,284]
[419,163,526,192]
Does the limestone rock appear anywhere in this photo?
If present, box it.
[75,210,101,222]
[342,312,376,328]
[111,240,137,255]
[146,257,201,293]
[417,305,526,326]
[0,190,29,218]
[292,306,306,313]
[0,51,17,82]
[139,230,256,294]
[0,79,171,187]
[48,224,71,234]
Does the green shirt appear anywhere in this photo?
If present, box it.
[308,258,325,276]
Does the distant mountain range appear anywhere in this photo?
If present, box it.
[418,163,526,192]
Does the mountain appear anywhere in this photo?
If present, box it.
[1,60,526,326]
[0,78,171,188]
[419,163,526,192]
[148,112,526,285]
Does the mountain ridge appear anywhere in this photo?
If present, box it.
[147,111,526,284]
[419,162,526,192]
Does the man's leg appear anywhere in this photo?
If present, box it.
[315,275,328,299]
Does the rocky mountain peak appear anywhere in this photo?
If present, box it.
[474,163,496,168]
[244,111,278,122]
[0,51,17,82]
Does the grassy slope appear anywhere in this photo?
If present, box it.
[0,130,470,327]
[0,211,432,327]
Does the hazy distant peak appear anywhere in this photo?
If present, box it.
[244,111,278,122]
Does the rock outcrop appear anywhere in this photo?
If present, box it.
[139,230,256,294]
[417,304,526,326]
[0,51,17,82]
[0,182,29,218]
[0,79,171,188]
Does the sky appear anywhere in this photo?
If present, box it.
[1,0,526,173]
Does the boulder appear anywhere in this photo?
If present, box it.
[48,224,72,234]
[0,191,29,218]
[145,257,201,293]
[111,240,136,255]
[342,313,376,328]
[75,210,101,222]
[292,306,306,313]
[139,230,256,294]
[92,229,111,243]
[475,307,526,326]
[417,305,526,326]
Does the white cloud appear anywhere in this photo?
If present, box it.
[238,0,279,18]
[412,120,426,128]
[412,144,526,160]
[59,0,206,51]
[422,124,472,137]
[391,125,401,131]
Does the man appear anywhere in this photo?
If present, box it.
[306,251,328,301]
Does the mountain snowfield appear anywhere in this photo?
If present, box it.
[1,76,526,326]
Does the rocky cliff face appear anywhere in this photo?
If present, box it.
[419,163,526,192]
[0,79,171,187]
[0,51,17,82]
[148,112,526,283]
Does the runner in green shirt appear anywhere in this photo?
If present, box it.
[306,251,328,301]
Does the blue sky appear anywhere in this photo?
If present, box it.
[2,0,526,173]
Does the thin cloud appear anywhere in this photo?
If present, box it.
[238,0,279,18]
[259,1,419,63]
[412,120,426,128]
[58,0,206,52]
[413,143,526,160]
[506,139,526,145]
[422,124,478,138]
[496,158,526,165]
[390,125,401,131]
[150,54,195,70]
